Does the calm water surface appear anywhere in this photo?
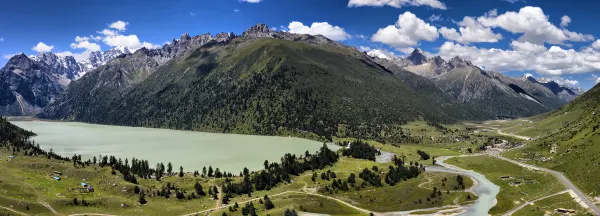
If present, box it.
[11,121,332,173]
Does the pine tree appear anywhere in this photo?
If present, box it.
[208,166,214,177]
[179,166,184,177]
[195,182,205,195]
[167,162,173,175]
[263,195,275,210]
[139,190,147,204]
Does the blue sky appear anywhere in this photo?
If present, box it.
[1,0,600,90]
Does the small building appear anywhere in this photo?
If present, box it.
[81,182,88,187]
[556,208,577,214]
[53,171,63,175]
[500,176,511,180]
[509,181,522,186]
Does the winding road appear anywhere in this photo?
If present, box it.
[492,129,600,215]
[502,190,570,216]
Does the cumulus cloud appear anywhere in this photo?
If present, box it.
[348,0,447,9]
[477,6,594,45]
[438,40,600,76]
[240,0,261,3]
[288,21,351,41]
[358,46,371,52]
[371,12,439,49]
[109,20,128,31]
[70,36,101,52]
[98,29,118,36]
[367,49,396,59]
[31,42,54,53]
[560,15,571,27]
[439,16,502,44]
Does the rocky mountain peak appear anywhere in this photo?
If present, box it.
[242,23,273,38]
[407,48,427,65]
[6,53,40,71]
[430,56,446,66]
[215,32,236,42]
[181,33,191,41]
[448,56,472,67]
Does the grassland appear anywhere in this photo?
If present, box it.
[513,193,589,216]
[445,155,565,215]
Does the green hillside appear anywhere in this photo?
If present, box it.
[40,37,482,141]
[504,83,600,195]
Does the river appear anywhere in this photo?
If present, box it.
[11,120,336,173]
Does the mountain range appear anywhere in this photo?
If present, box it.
[0,46,133,115]
[37,24,483,141]
[0,23,586,140]
[369,49,582,118]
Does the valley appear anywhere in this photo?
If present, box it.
[0,16,598,216]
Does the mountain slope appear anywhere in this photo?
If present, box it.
[505,83,600,195]
[40,28,482,140]
[0,54,68,116]
[370,51,580,119]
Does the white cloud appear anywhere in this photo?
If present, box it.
[439,16,502,44]
[70,40,101,52]
[240,0,261,3]
[234,9,240,12]
[477,6,594,45]
[357,34,367,39]
[524,73,534,78]
[31,42,54,53]
[75,36,89,42]
[366,49,396,59]
[503,0,521,3]
[547,76,579,87]
[98,29,118,36]
[109,20,128,31]
[371,11,439,49]
[56,50,95,62]
[348,0,447,10]
[190,12,196,16]
[358,46,371,52]
[288,21,351,41]
[560,15,571,27]
[438,40,600,76]
[428,14,442,22]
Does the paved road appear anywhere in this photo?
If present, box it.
[503,190,570,216]
[492,154,600,215]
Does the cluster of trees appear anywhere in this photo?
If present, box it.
[358,167,382,187]
[384,161,424,186]
[319,170,337,181]
[340,140,380,161]
[455,175,466,190]
[416,150,430,160]
[223,144,338,197]
[0,118,69,161]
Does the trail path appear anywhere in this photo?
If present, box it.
[497,129,531,141]
[0,205,28,216]
[502,190,570,216]
[491,154,600,215]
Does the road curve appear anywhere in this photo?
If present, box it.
[492,155,600,215]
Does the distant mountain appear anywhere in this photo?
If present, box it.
[369,51,581,119]
[39,24,482,140]
[0,54,68,115]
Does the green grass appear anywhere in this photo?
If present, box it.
[513,193,590,216]
[210,193,366,216]
[445,155,565,215]
[331,172,476,212]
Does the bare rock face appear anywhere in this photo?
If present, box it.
[0,54,66,115]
